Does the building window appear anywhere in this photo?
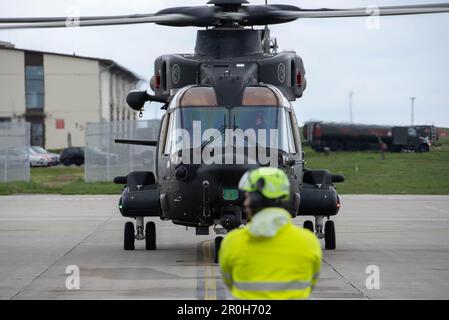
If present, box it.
[25,52,44,110]
[25,66,44,109]
[0,117,11,123]
[30,121,44,147]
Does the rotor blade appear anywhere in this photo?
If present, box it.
[0,6,217,29]
[0,13,157,23]
[0,13,194,29]
[273,3,449,19]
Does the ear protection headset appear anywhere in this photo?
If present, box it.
[247,178,266,212]
[247,177,282,213]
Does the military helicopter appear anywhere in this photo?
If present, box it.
[3,0,449,260]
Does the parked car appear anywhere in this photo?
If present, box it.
[29,147,50,167]
[31,146,60,165]
[60,147,85,166]
[85,147,119,165]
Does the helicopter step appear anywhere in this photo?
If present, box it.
[124,217,157,251]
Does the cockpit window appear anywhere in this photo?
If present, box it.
[242,87,279,106]
[164,101,295,156]
[231,106,293,152]
[166,107,228,154]
[179,87,218,107]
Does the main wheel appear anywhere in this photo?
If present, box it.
[214,236,223,263]
[145,221,156,250]
[418,144,430,153]
[124,221,135,251]
[303,220,314,233]
[325,220,336,250]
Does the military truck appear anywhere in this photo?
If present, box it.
[416,125,439,144]
[303,122,431,153]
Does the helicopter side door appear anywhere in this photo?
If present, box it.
[282,107,302,217]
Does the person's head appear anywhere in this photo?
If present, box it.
[255,113,264,127]
[238,167,290,219]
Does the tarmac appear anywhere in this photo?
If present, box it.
[0,194,448,300]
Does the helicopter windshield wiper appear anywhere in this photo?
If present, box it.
[200,124,227,152]
[232,122,267,153]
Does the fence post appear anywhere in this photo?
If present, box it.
[106,122,111,181]
[3,148,7,183]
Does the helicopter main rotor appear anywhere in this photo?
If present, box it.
[1,1,449,29]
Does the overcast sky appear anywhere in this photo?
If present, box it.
[1,0,448,127]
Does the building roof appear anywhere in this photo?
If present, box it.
[0,43,143,82]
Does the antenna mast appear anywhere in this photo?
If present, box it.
[262,0,278,54]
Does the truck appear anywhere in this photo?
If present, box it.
[303,121,431,153]
[416,125,439,144]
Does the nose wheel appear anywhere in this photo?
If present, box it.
[214,236,223,263]
[305,217,336,250]
[123,218,157,250]
[303,220,314,233]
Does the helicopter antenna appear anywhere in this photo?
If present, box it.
[262,0,278,54]
[263,0,270,53]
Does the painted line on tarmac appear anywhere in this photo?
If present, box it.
[203,241,217,300]
[196,240,227,300]
[0,196,116,201]
[196,241,205,300]
[425,206,449,215]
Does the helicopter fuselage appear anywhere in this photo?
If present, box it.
[116,27,341,245]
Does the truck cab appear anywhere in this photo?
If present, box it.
[392,126,430,152]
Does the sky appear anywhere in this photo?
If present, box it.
[0,0,448,127]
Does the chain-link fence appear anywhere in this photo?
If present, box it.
[0,122,30,182]
[85,120,160,182]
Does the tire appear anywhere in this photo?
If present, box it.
[124,221,135,251]
[74,159,83,166]
[325,220,336,250]
[303,220,314,233]
[214,236,223,264]
[62,159,71,166]
[418,144,429,153]
[145,221,156,250]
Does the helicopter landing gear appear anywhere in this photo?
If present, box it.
[145,221,157,250]
[135,217,145,241]
[324,220,336,250]
[123,217,157,251]
[314,216,336,250]
[124,221,135,251]
[214,236,223,264]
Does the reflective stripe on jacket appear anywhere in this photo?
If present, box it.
[219,207,322,300]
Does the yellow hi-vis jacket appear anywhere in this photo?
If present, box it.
[219,207,322,300]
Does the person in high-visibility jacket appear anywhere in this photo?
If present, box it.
[219,167,322,300]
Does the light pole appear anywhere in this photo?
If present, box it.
[409,97,416,125]
[349,91,354,123]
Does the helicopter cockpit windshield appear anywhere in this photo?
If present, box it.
[165,86,297,156]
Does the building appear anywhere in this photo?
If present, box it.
[0,42,142,149]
